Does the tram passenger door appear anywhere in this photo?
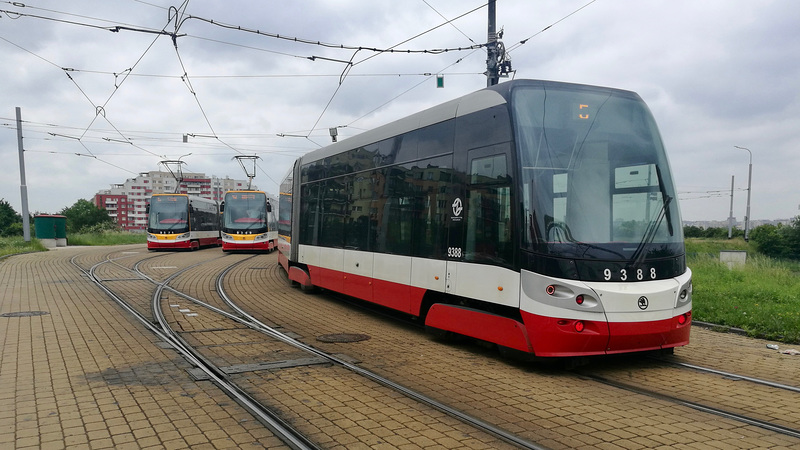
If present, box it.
[447,146,513,297]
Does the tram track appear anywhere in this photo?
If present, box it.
[72,248,541,449]
[581,371,800,440]
[654,357,800,394]
[72,250,318,450]
[64,246,800,449]
[574,353,800,442]
[212,258,545,450]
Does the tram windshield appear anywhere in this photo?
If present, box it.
[148,195,189,233]
[513,85,683,262]
[223,192,268,233]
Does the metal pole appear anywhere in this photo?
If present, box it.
[734,146,752,241]
[745,159,752,241]
[728,175,734,239]
[486,0,498,87]
[16,107,31,242]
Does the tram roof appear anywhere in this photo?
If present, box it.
[300,84,507,165]
[300,79,641,166]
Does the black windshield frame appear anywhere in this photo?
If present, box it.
[223,192,269,233]
[148,195,190,233]
[511,83,684,280]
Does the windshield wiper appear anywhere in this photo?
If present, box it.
[656,165,674,237]
[629,165,674,268]
[629,194,672,269]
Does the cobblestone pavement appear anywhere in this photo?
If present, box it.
[2,245,799,449]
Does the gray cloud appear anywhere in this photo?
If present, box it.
[1,0,798,223]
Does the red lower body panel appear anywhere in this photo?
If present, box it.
[222,240,273,251]
[197,236,220,247]
[425,304,533,352]
[606,313,691,354]
[306,265,425,315]
[148,240,193,250]
[521,311,692,357]
[148,236,219,250]
[278,251,289,272]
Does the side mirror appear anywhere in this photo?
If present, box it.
[145,204,150,213]
[219,201,225,212]
[266,202,272,212]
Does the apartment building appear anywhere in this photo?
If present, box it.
[94,171,254,231]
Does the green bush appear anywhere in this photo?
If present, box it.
[750,217,800,260]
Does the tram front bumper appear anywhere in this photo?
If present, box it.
[521,311,691,357]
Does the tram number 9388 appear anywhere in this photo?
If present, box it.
[604,267,657,281]
[447,247,463,258]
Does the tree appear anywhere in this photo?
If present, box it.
[750,224,784,258]
[750,217,800,260]
[0,199,23,237]
[59,199,116,233]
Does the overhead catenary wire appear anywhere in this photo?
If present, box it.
[3,0,604,194]
[506,0,599,54]
[303,2,489,143]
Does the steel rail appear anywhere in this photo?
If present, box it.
[73,252,319,450]
[214,258,547,450]
[583,373,800,440]
[654,358,800,393]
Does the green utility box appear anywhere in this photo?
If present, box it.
[34,214,67,248]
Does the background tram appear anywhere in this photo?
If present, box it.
[146,194,221,250]
[278,79,692,358]
[220,190,279,252]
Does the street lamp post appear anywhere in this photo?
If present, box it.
[734,145,752,241]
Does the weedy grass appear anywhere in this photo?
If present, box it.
[0,236,49,257]
[67,231,147,246]
[687,238,800,343]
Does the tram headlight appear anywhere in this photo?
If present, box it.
[254,233,268,241]
[176,232,190,240]
[147,233,156,240]
[678,279,692,304]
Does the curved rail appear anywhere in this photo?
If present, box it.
[72,252,318,450]
[214,258,547,450]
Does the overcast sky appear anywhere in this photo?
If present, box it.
[1,0,798,222]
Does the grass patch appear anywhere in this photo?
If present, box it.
[0,236,49,257]
[67,231,147,246]
[687,239,800,343]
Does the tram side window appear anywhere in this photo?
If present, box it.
[320,179,346,247]
[410,155,452,258]
[299,183,321,245]
[377,166,413,255]
[278,194,292,237]
[190,203,215,231]
[344,173,377,251]
[466,154,513,266]
[417,120,455,158]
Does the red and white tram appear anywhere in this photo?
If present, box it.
[220,190,278,252]
[147,194,221,250]
[278,79,692,358]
